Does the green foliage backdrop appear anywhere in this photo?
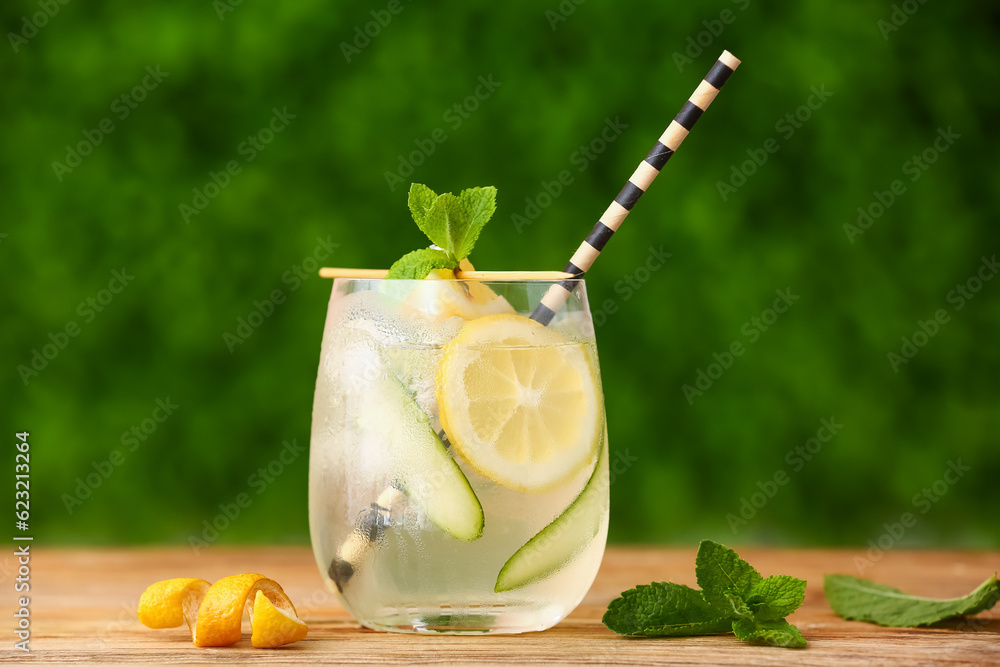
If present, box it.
[3,1,998,548]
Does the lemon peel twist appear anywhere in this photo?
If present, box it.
[138,574,308,648]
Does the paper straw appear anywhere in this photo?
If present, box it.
[329,487,404,591]
[329,51,741,587]
[530,50,741,325]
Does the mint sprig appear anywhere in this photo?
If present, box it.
[386,183,498,279]
[824,573,1000,627]
[407,182,438,229]
[603,540,807,649]
[695,538,763,611]
[384,248,455,280]
[601,582,733,636]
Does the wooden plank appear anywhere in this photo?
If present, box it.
[15,546,1000,665]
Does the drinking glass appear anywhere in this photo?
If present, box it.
[309,278,608,634]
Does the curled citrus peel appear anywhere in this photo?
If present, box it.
[138,577,210,631]
[402,259,516,320]
[138,574,308,648]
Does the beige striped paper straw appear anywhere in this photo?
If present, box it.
[329,51,741,589]
[531,50,741,325]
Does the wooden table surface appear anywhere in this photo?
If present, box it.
[8,546,999,665]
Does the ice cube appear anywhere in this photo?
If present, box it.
[324,288,462,349]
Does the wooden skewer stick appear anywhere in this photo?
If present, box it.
[318,268,388,279]
[318,268,577,280]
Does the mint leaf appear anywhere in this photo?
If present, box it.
[408,183,438,233]
[824,573,1000,627]
[603,541,807,649]
[724,592,753,619]
[419,193,464,257]
[602,582,733,636]
[453,186,497,259]
[418,187,497,259]
[695,540,763,612]
[732,618,807,649]
[749,575,808,621]
[384,248,454,280]
[390,184,498,277]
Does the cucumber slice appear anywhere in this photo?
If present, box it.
[372,377,484,541]
[494,435,608,592]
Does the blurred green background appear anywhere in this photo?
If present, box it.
[3,1,997,548]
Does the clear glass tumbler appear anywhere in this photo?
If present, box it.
[309,278,608,634]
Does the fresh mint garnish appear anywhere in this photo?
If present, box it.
[407,183,438,230]
[748,574,808,621]
[603,540,807,649]
[384,248,454,280]
[732,617,806,648]
[695,538,764,611]
[824,573,1000,627]
[387,183,498,279]
[602,582,733,636]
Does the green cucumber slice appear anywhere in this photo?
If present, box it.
[494,435,608,592]
[374,376,484,541]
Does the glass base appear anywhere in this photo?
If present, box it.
[359,606,566,635]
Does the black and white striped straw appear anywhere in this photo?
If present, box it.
[329,51,741,589]
[530,50,741,326]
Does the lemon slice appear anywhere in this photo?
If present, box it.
[436,314,602,492]
[250,590,309,648]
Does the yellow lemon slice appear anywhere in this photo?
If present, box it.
[250,590,309,648]
[138,574,307,648]
[436,314,602,492]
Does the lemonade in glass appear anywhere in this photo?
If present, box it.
[309,275,609,634]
